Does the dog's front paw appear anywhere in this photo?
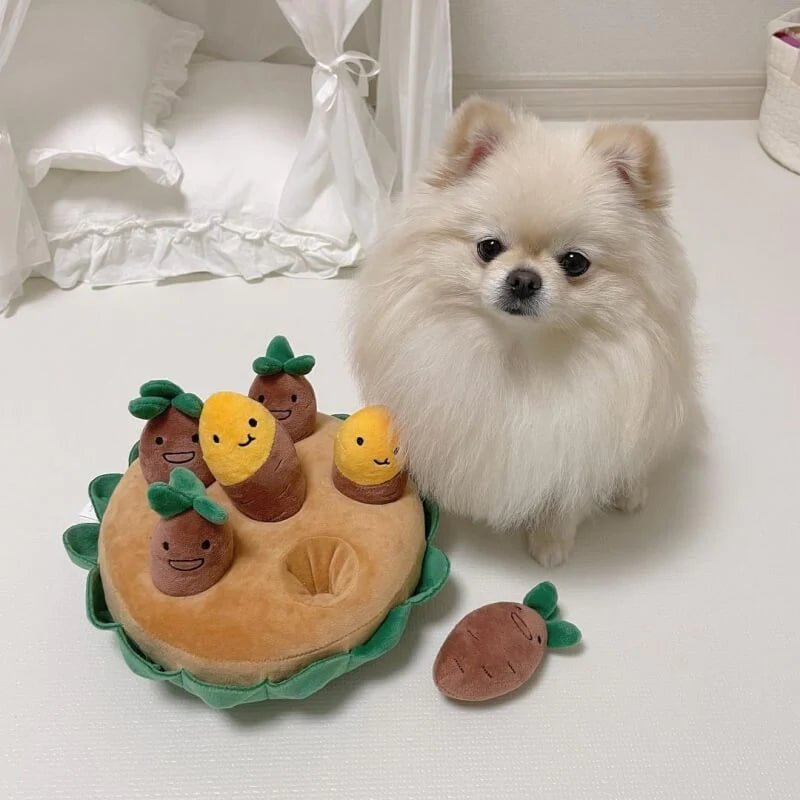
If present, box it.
[526,523,576,568]
[612,482,648,514]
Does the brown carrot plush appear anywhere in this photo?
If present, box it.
[147,468,234,597]
[248,336,317,442]
[199,391,306,522]
[434,582,581,702]
[129,380,213,486]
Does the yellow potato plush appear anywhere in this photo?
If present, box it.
[332,406,407,504]
[200,392,306,521]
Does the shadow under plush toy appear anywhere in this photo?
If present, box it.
[433,582,581,702]
[129,380,213,486]
[147,468,234,596]
[249,336,317,442]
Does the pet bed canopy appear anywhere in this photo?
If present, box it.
[0,0,452,311]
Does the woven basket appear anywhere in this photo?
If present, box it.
[759,8,800,173]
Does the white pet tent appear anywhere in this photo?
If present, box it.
[0,0,452,311]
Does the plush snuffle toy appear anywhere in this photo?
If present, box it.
[249,336,317,442]
[147,468,234,596]
[199,391,306,522]
[333,406,407,504]
[433,582,582,702]
[129,380,213,486]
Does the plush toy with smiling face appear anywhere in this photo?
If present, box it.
[147,468,234,597]
[129,380,214,486]
[332,406,407,504]
[248,336,317,442]
[199,391,306,522]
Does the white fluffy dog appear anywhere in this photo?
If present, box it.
[350,98,698,566]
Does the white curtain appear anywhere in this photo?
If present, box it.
[0,0,49,312]
[275,0,395,249]
[376,0,452,193]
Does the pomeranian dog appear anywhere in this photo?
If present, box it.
[351,98,698,566]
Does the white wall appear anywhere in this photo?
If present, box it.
[451,0,794,118]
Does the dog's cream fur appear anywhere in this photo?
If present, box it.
[350,99,698,566]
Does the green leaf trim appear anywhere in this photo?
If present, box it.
[252,356,284,376]
[128,440,140,465]
[546,620,582,649]
[63,420,448,709]
[252,335,315,376]
[129,381,203,421]
[63,523,100,570]
[171,392,203,419]
[89,473,123,520]
[284,355,315,376]
[129,396,170,420]
[140,380,183,400]
[193,496,228,525]
[523,581,559,620]
[147,468,226,523]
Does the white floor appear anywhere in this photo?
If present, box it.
[1,121,798,800]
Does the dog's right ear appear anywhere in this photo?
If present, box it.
[424,96,516,189]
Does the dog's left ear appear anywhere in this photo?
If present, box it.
[424,96,517,189]
[588,123,670,209]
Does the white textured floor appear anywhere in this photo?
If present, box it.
[1,122,798,800]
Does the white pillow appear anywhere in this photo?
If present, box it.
[30,61,359,286]
[0,0,202,187]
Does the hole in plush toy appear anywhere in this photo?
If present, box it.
[283,537,357,605]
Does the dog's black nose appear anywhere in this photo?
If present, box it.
[505,268,542,300]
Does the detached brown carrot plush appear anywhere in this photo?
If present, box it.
[199,391,306,522]
[129,380,213,486]
[434,582,581,702]
[249,336,317,442]
[148,468,234,597]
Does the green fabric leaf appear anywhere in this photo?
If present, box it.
[169,467,204,498]
[128,396,170,420]
[193,496,228,525]
[86,568,117,629]
[265,335,294,363]
[252,356,284,376]
[140,380,183,400]
[172,392,203,418]
[284,355,316,375]
[546,620,582,649]
[63,523,100,570]
[523,581,559,619]
[253,336,315,376]
[89,473,122,521]
[128,440,140,465]
[147,482,192,518]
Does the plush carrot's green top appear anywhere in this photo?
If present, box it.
[523,581,582,648]
[147,468,227,524]
[128,380,203,420]
[252,336,315,377]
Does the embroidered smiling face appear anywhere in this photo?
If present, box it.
[129,381,213,486]
[334,406,404,486]
[248,372,316,442]
[150,513,234,596]
[147,467,234,597]
[199,392,277,486]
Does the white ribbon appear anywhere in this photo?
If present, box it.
[314,50,380,111]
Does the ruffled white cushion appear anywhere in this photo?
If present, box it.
[30,61,360,287]
[0,0,202,187]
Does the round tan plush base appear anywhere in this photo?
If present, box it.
[99,414,426,687]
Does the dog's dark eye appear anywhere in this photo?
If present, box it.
[559,251,591,277]
[476,238,505,263]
